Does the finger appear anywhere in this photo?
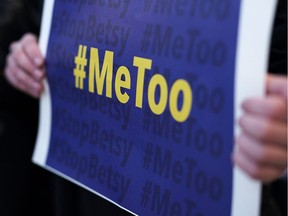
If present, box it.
[236,133,287,167]
[5,55,43,98]
[239,114,287,145]
[4,65,24,91]
[12,45,38,80]
[266,74,288,100]
[242,96,287,122]
[4,64,30,96]
[233,150,286,183]
[15,34,45,81]
[22,34,44,67]
[10,41,22,52]
[16,68,43,98]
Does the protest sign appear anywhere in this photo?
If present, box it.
[33,0,277,215]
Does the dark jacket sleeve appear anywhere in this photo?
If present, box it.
[268,0,287,75]
[0,0,42,71]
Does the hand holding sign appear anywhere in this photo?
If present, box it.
[234,74,287,183]
[4,33,45,98]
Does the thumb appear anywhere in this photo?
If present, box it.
[266,74,288,101]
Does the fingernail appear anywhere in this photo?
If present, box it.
[32,81,40,90]
[34,69,43,80]
[34,57,43,66]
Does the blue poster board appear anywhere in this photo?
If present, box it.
[33,1,277,215]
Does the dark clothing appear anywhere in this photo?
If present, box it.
[268,0,287,75]
[0,0,41,111]
[0,0,41,68]
[261,0,287,216]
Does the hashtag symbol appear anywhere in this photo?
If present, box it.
[73,45,87,90]
[144,0,153,12]
[141,180,152,208]
[143,142,153,169]
[143,105,151,132]
[141,23,153,53]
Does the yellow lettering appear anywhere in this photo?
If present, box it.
[133,56,152,108]
[148,74,168,115]
[169,79,192,122]
[115,66,131,104]
[79,45,193,123]
[89,48,113,98]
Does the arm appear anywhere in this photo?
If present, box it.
[4,33,45,98]
[233,74,287,183]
